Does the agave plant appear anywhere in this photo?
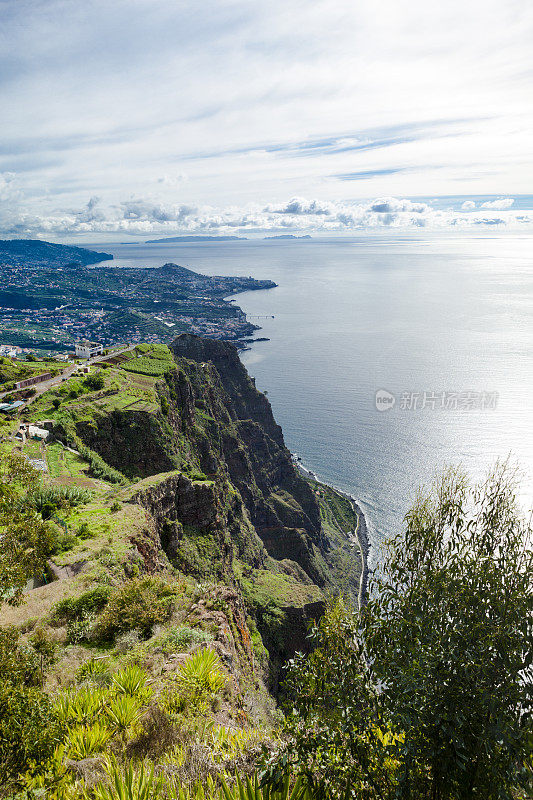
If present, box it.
[92,755,164,800]
[166,774,221,800]
[55,686,106,726]
[105,694,144,742]
[162,647,226,718]
[208,725,260,762]
[76,657,111,686]
[178,648,226,700]
[112,664,154,704]
[221,775,312,800]
[67,722,111,759]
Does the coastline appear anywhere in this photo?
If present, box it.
[295,459,370,608]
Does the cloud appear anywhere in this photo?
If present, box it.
[461,200,476,210]
[1,0,533,220]
[369,197,430,214]
[335,168,404,181]
[119,199,197,223]
[158,173,188,186]
[2,194,530,237]
[0,172,20,202]
[265,197,336,216]
[480,197,515,209]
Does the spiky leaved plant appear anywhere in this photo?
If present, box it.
[66,722,111,760]
[221,774,313,800]
[112,664,154,705]
[91,755,164,800]
[105,694,144,744]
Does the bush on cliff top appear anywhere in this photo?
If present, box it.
[94,576,179,641]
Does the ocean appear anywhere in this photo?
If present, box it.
[91,233,533,562]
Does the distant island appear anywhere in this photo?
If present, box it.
[264,234,312,240]
[145,235,247,243]
[0,239,276,353]
[0,239,113,268]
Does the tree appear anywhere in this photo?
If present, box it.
[365,466,532,800]
[0,627,64,794]
[0,683,64,793]
[0,454,56,605]
[277,598,395,799]
[84,370,105,391]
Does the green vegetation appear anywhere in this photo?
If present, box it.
[0,336,529,800]
[273,466,532,800]
[0,356,62,389]
[120,344,176,377]
[0,454,58,605]
[94,576,179,641]
[51,586,112,624]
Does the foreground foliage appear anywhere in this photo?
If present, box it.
[276,465,532,799]
[1,465,530,799]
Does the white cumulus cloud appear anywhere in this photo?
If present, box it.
[481,197,515,209]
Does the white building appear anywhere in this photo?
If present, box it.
[0,344,21,359]
[28,425,49,441]
[75,339,104,359]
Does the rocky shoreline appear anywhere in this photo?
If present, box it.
[295,460,370,608]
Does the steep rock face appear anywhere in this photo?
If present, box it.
[69,335,329,586]
[76,411,179,477]
[130,472,266,579]
[171,334,284,446]
[169,335,325,570]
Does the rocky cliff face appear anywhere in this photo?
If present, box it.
[168,335,327,583]
[58,335,360,681]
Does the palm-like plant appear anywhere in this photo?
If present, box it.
[55,686,106,726]
[162,648,226,718]
[178,648,225,703]
[92,755,164,800]
[221,775,312,800]
[105,694,144,743]
[166,774,221,800]
[67,722,111,759]
[112,664,153,705]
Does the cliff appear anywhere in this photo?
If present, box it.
[19,335,362,686]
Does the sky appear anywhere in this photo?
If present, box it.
[1,0,532,239]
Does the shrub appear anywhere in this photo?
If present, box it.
[84,370,105,391]
[151,625,213,655]
[0,682,65,791]
[52,397,61,410]
[66,612,96,645]
[77,520,93,539]
[0,626,41,687]
[51,585,112,624]
[50,528,80,554]
[94,577,178,642]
